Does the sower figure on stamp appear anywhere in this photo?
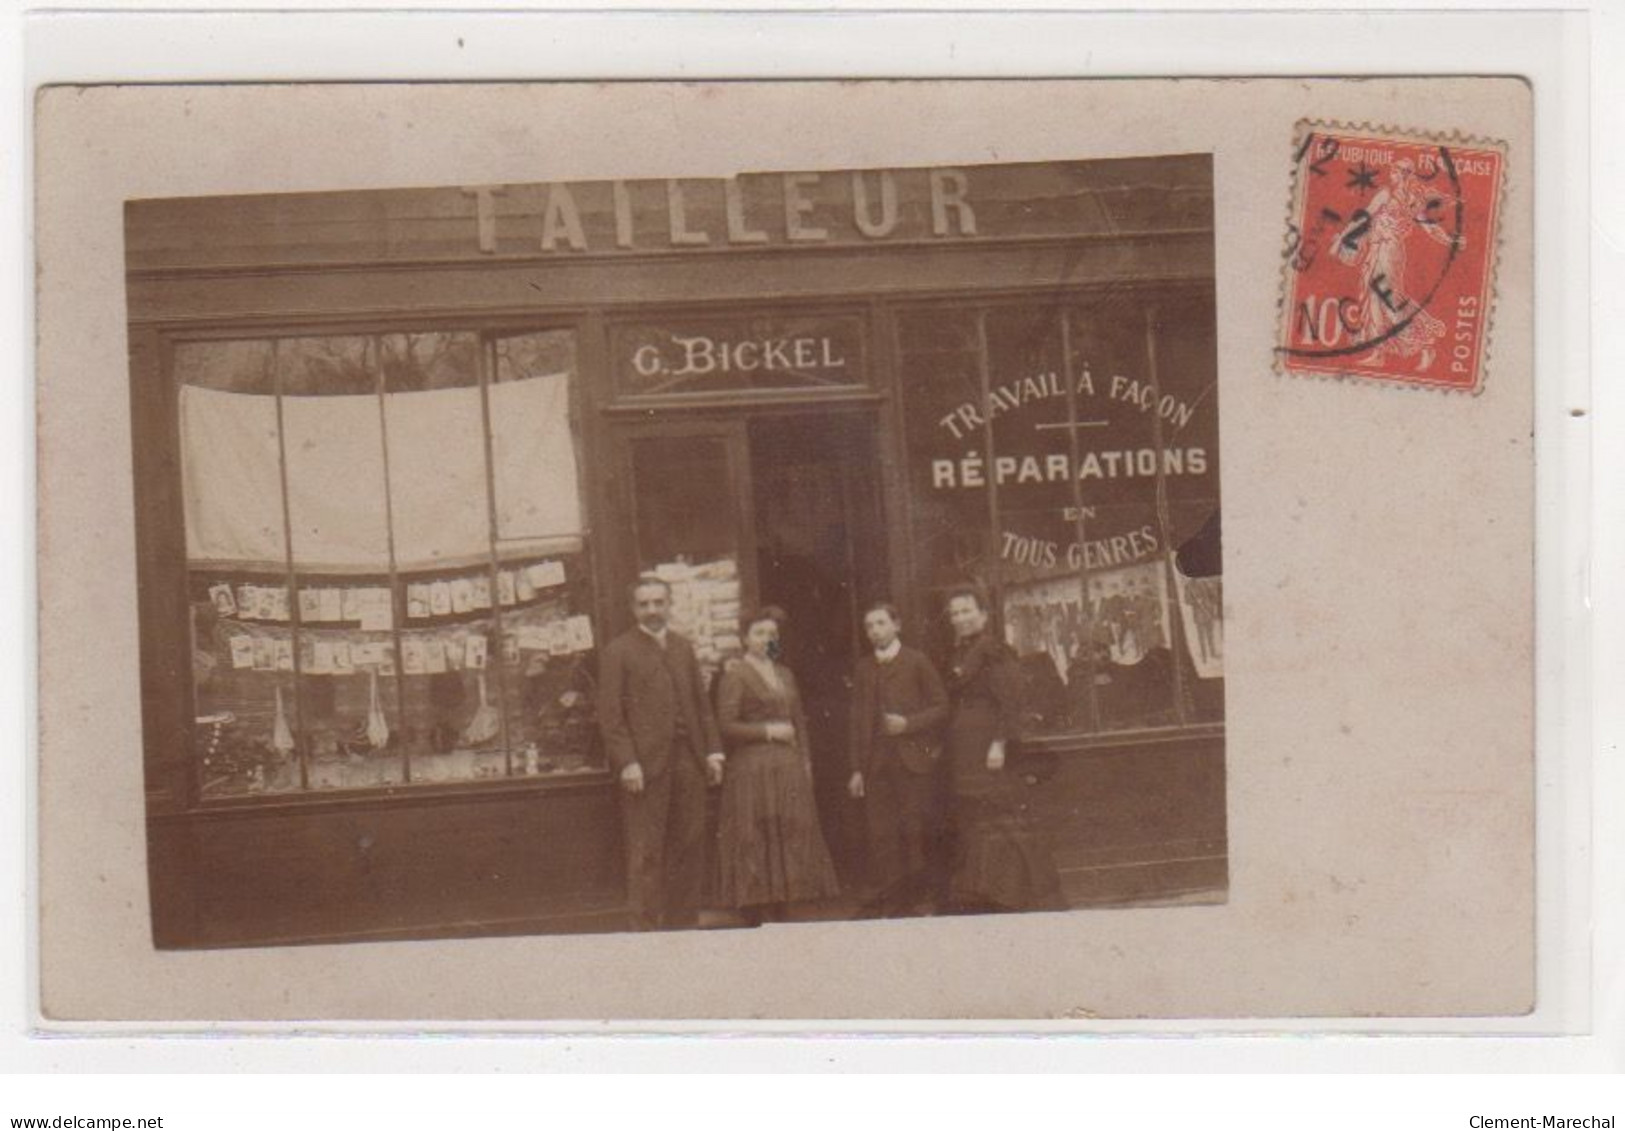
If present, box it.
[1332,157,1463,373]
[846,602,950,916]
[598,577,726,931]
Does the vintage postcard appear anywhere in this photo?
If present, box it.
[34,78,1533,1021]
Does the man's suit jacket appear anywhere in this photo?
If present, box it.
[848,644,949,776]
[598,628,721,776]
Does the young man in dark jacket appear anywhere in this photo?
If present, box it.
[846,602,949,915]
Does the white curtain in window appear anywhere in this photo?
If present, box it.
[490,372,582,549]
[281,393,391,570]
[179,373,583,571]
[179,384,287,567]
[383,381,491,570]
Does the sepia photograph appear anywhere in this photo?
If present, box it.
[126,156,1225,948]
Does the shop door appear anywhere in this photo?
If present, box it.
[748,413,886,887]
[611,412,887,891]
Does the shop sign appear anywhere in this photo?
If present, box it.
[128,157,1213,272]
[461,169,981,255]
[901,303,1219,587]
[612,315,866,396]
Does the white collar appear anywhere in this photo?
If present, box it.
[638,624,669,646]
[874,639,902,663]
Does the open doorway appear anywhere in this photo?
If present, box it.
[748,412,886,885]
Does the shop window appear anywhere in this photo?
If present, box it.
[178,327,601,801]
[898,292,1222,741]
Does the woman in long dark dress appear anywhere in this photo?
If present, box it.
[943,588,1064,913]
[715,607,840,920]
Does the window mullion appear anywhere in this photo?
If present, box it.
[374,336,413,784]
[1061,311,1102,734]
[1142,304,1191,727]
[477,336,514,777]
[270,339,310,792]
[974,310,1002,617]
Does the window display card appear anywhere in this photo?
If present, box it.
[253,586,277,621]
[463,633,487,671]
[340,587,361,623]
[269,587,290,623]
[429,580,452,617]
[424,638,448,674]
[515,570,535,603]
[400,638,427,676]
[298,589,322,623]
[332,641,354,675]
[208,583,237,618]
[358,590,394,632]
[406,583,430,620]
[444,633,465,670]
[251,636,274,672]
[471,575,492,609]
[497,570,517,607]
[545,621,570,656]
[228,635,255,670]
[273,637,294,672]
[565,614,594,654]
[654,561,696,584]
[526,560,566,589]
[450,578,474,614]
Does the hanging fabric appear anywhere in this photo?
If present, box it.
[179,385,287,567]
[1170,555,1224,679]
[462,672,500,746]
[178,373,584,571]
[281,392,391,569]
[365,670,390,749]
[489,373,582,546]
[271,685,296,754]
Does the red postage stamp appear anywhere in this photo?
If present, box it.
[1277,123,1505,392]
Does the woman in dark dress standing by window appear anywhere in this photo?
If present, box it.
[943,588,1064,914]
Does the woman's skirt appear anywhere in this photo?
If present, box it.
[716,743,841,909]
[949,769,1064,913]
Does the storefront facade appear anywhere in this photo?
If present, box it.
[127,157,1226,947]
